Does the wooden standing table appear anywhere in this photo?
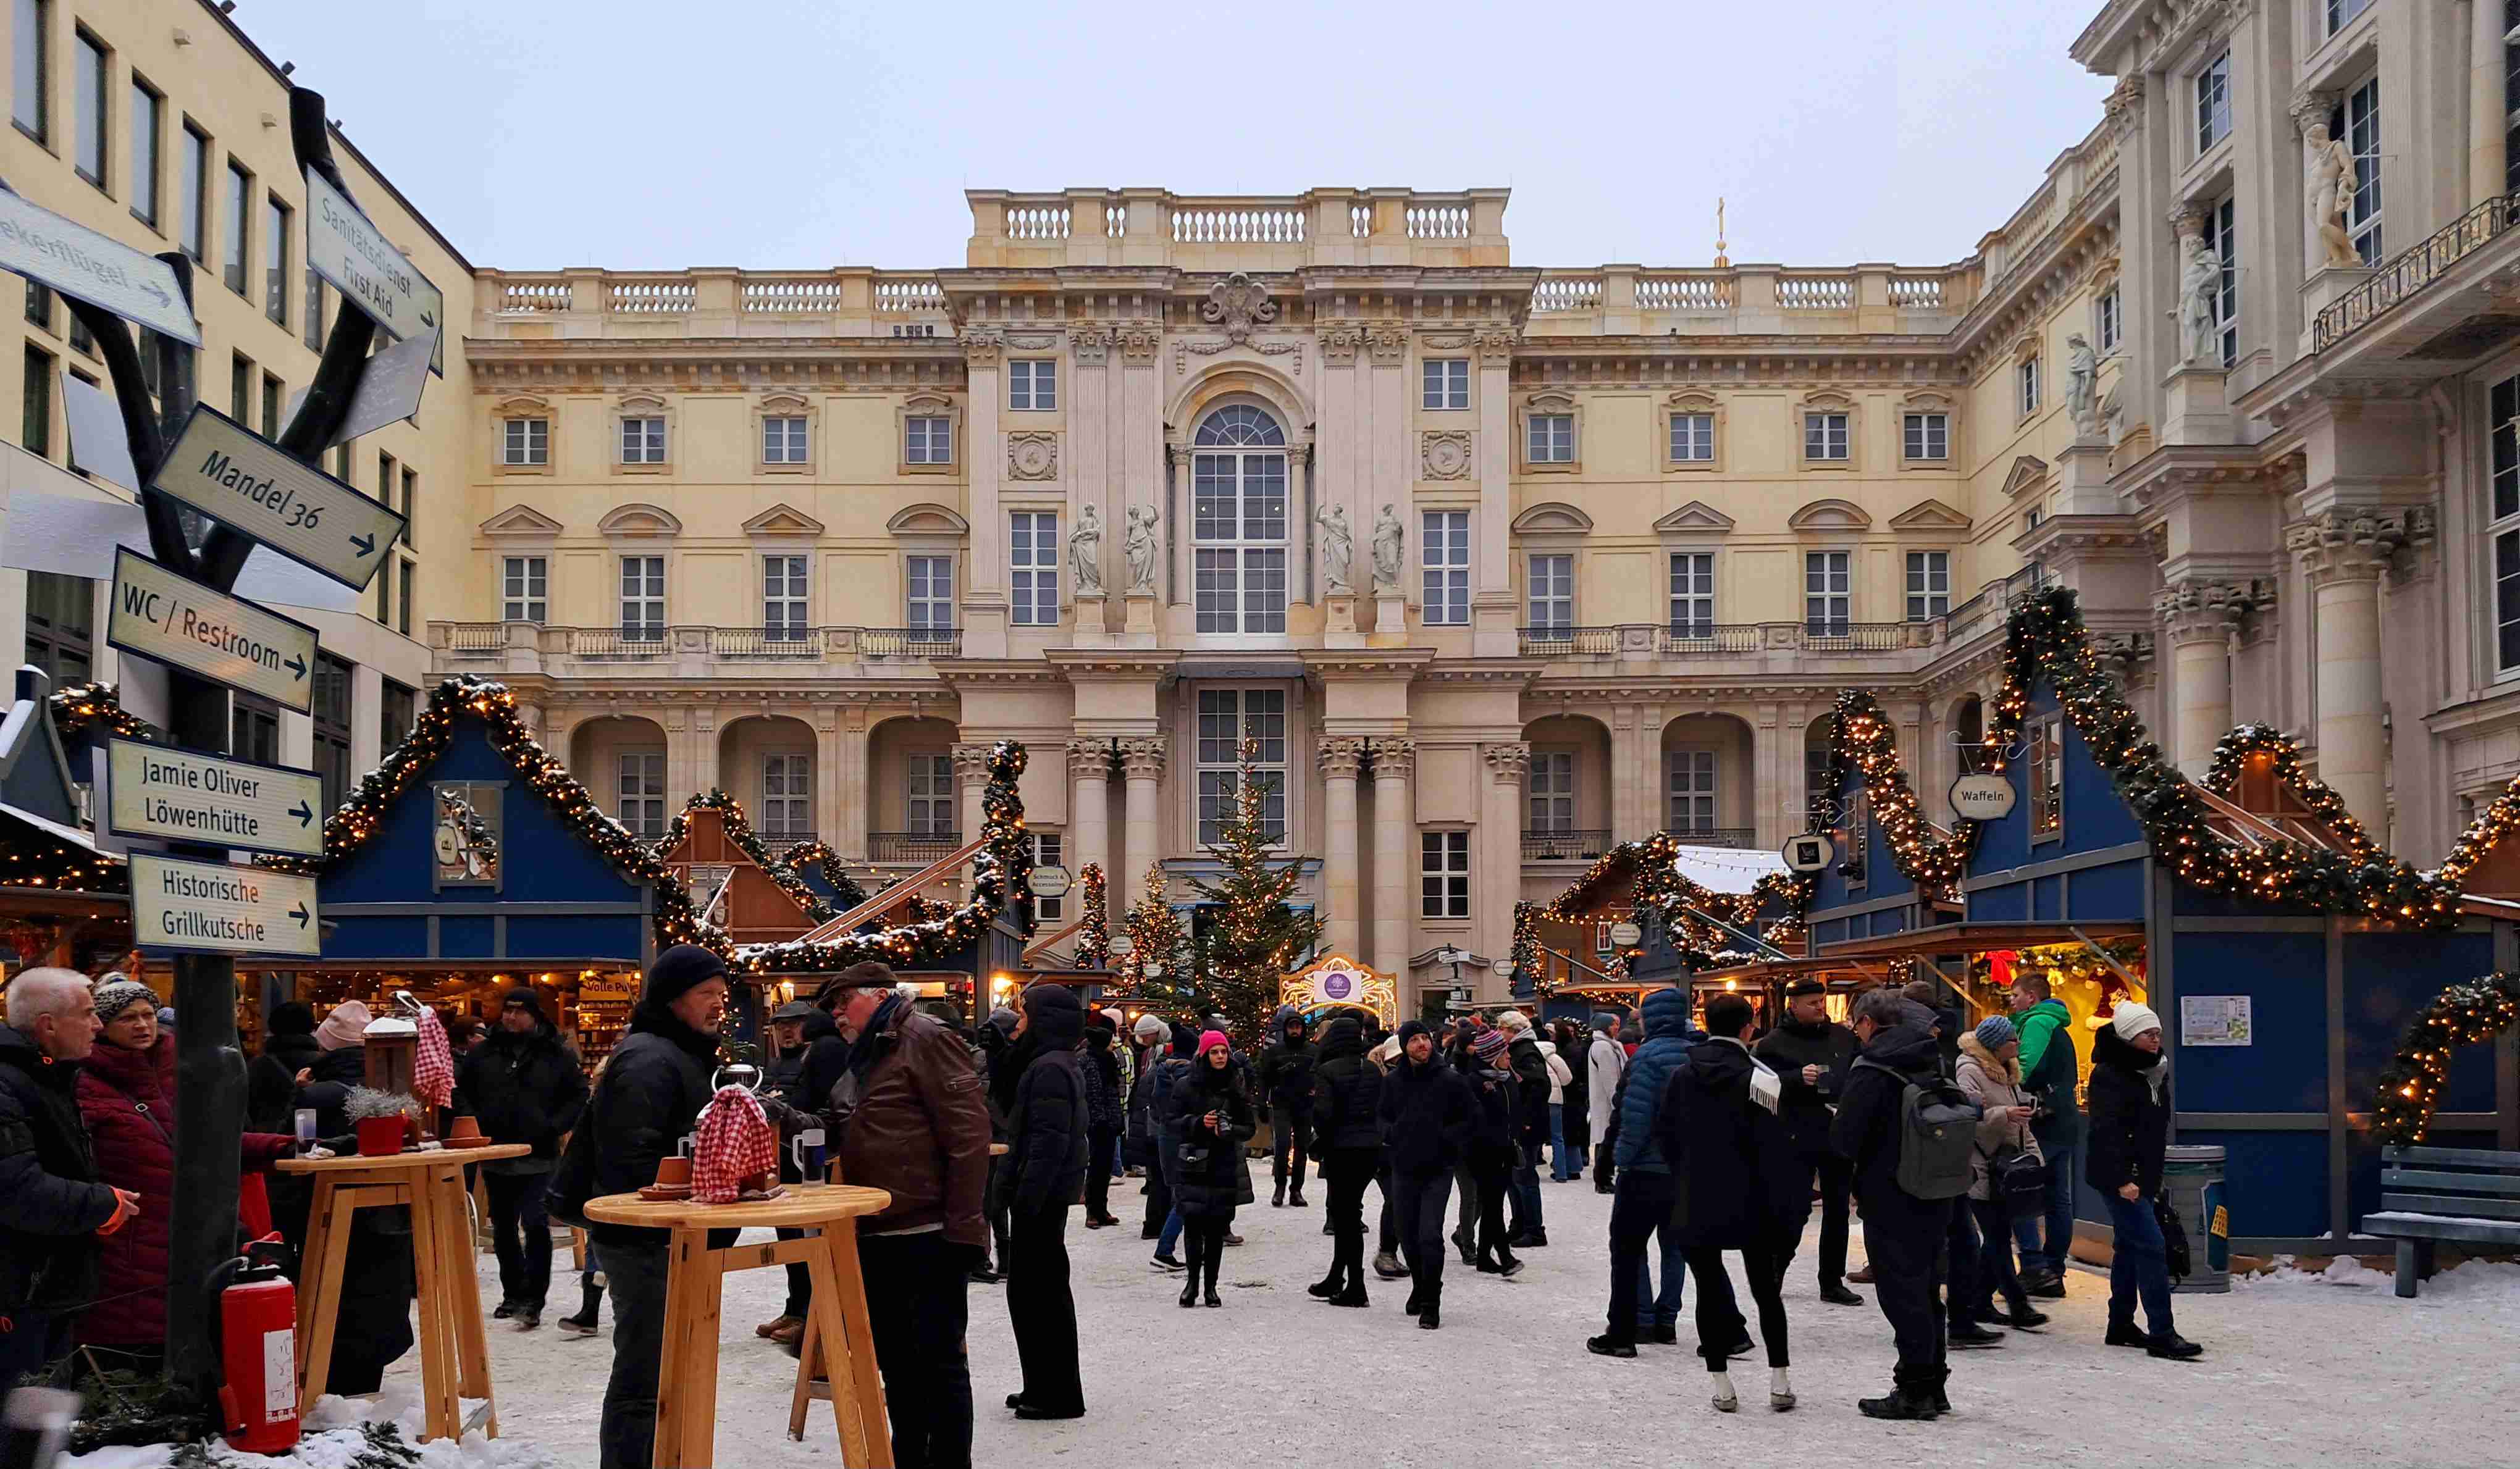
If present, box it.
[585,1182,894,1469]
[274,1142,527,1442]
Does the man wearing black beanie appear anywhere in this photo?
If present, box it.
[455,986,587,1329]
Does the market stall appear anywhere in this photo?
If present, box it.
[1511,833,1812,1026]
[0,670,130,980]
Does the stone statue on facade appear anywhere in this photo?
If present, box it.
[1069,502,1104,595]
[2065,332,2100,435]
[1317,503,1353,593]
[2303,118,2362,270]
[1124,503,1162,594]
[1371,503,1405,591]
[2175,227,2222,367]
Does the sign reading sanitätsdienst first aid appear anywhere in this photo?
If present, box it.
[106,739,327,859]
[151,404,406,590]
[0,189,200,345]
[107,548,317,714]
[129,851,319,958]
[304,167,443,375]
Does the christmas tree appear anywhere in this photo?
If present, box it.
[1124,858,1186,998]
[1073,862,1111,968]
[1185,738,1322,1050]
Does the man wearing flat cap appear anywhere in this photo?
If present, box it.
[1755,977,1863,1305]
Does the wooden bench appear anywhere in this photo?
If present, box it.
[2362,1144,2520,1298]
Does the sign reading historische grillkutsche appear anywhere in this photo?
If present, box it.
[129,851,320,958]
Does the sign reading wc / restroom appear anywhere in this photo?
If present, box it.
[151,406,406,590]
[129,851,320,958]
[106,739,327,859]
[106,548,317,714]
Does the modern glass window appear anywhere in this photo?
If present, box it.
[2029,714,2064,838]
[379,679,415,755]
[229,352,249,419]
[618,556,665,642]
[1804,551,1851,635]
[22,280,47,330]
[2330,79,2382,263]
[904,414,952,464]
[906,754,955,836]
[617,753,666,839]
[2325,0,2371,33]
[1191,405,1288,634]
[1010,511,1059,626]
[762,555,808,639]
[128,79,159,225]
[13,0,46,141]
[1526,553,1573,633]
[1669,411,1714,462]
[1007,359,1056,411]
[402,468,418,544]
[2195,49,2231,153]
[2098,287,2121,353]
[22,571,90,685]
[1422,511,1469,626]
[71,29,102,186]
[502,556,547,622]
[1669,552,1715,637]
[376,453,397,519]
[906,555,954,633]
[1903,412,1949,461]
[1031,832,1065,921]
[2488,373,2520,672]
[1421,831,1470,919]
[223,162,250,295]
[2017,358,2040,415]
[1528,751,1574,834]
[763,415,808,464]
[2203,196,2238,367]
[259,372,280,439]
[264,197,289,326]
[232,695,279,766]
[760,755,810,839]
[620,416,666,464]
[500,417,548,466]
[1905,551,1950,621]
[313,653,354,813]
[1422,359,1468,410]
[18,345,47,459]
[178,123,206,260]
[1667,750,1716,836]
[1527,412,1574,463]
[65,309,89,356]
[1196,688,1286,845]
[1804,411,1849,460]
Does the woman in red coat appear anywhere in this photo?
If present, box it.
[74,979,294,1364]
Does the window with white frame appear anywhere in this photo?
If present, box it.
[620,416,666,464]
[762,414,808,465]
[617,752,665,839]
[906,754,955,836]
[1805,551,1851,635]
[618,556,665,642]
[2030,714,2064,838]
[1010,511,1059,626]
[906,555,954,634]
[1905,551,1950,621]
[2017,357,2041,416]
[1667,750,1716,836]
[762,555,808,639]
[1421,831,1470,919]
[1804,411,1849,461]
[2488,373,2520,672]
[2195,49,2230,153]
[1191,406,1289,634]
[1008,359,1056,411]
[1422,511,1469,626]
[2098,287,2122,353]
[1528,751,1574,834]
[1031,832,1065,921]
[904,414,952,465]
[1527,412,1574,463]
[1903,412,1949,461]
[501,556,546,622]
[1422,358,1468,410]
[1669,552,1715,637]
[2325,0,2371,33]
[2203,196,2238,367]
[1526,553,1573,634]
[500,417,548,466]
[760,754,810,839]
[2330,79,2381,263]
[1669,411,1714,462]
[1196,688,1287,845]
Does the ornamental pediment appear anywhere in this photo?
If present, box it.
[744,503,827,537]
[1888,498,1972,533]
[479,504,565,538]
[1786,498,1871,533]
[2002,454,2051,499]
[1511,502,1595,535]
[1655,501,1737,534]
[597,503,684,537]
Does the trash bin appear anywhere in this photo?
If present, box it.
[2162,1144,2229,1294]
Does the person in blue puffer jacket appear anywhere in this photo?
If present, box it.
[1589,987,1741,1358]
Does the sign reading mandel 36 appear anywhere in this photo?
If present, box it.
[151,404,406,590]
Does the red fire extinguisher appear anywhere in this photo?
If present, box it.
[213,1236,301,1456]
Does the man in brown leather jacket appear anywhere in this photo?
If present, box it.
[812,961,993,1468]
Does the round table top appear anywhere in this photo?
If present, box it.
[583,1181,893,1231]
[275,1142,531,1174]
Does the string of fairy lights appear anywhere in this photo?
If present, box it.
[1072,861,1111,969]
[2203,724,2384,864]
[1511,833,1816,997]
[773,839,872,910]
[2373,971,2520,1145]
[1120,858,1184,990]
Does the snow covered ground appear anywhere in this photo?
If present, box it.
[69,1178,2520,1467]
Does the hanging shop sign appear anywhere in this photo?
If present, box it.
[1949,772,2019,822]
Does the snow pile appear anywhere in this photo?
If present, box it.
[1669,844,1786,894]
[62,1385,559,1469]
[2412,1256,2520,1300]
[2240,1253,2387,1287]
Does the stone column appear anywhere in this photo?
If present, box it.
[962,331,1010,657]
[2287,514,2395,834]
[1319,738,1367,958]
[953,743,993,879]
[833,713,870,858]
[1480,742,1530,996]
[1609,706,1645,843]
[1370,739,1415,979]
[1068,739,1111,905]
[1120,736,1167,914]
[2476,0,2511,207]
[2154,580,2243,779]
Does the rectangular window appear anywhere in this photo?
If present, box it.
[1526,553,1573,633]
[228,351,250,419]
[1192,444,1288,634]
[1804,411,1849,460]
[231,696,279,765]
[65,309,89,357]
[1805,743,1835,827]
[2017,358,2040,415]
[305,268,324,350]
[906,753,954,836]
[906,555,954,632]
[1528,751,1574,834]
[2203,196,2238,367]
[223,162,250,296]
[397,559,413,636]
[127,78,158,225]
[1010,511,1059,627]
[1669,411,1714,462]
[264,198,288,325]
[2029,714,2064,838]
[1667,750,1716,837]
[762,414,808,464]
[619,555,665,642]
[1804,551,1850,635]
[1031,832,1065,921]
[2332,79,2382,263]
[1902,412,1949,461]
[1007,359,1056,411]
[502,556,547,622]
[620,416,665,464]
[1421,831,1471,919]
[71,29,102,187]
[178,122,205,260]
[2500,531,2520,674]
[1905,551,1950,621]
[2492,374,2520,671]
[500,417,549,466]
[2325,0,2371,32]
[617,752,665,839]
[260,373,280,440]
[371,554,392,627]
[1668,551,1715,637]
[904,414,952,464]
[376,453,396,519]
[1422,511,1469,626]
[2098,287,2122,353]
[1421,358,1468,410]
[762,555,808,639]
[22,279,48,330]
[1526,412,1574,463]
[313,653,353,813]
[1196,688,1287,845]
[19,345,48,458]
[2196,49,2231,153]
[760,754,810,839]
[22,570,90,684]
[380,679,415,755]
[401,468,418,545]
[12,0,46,141]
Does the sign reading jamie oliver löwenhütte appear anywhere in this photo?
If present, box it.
[0,188,201,345]
[130,851,319,957]
[304,167,443,374]
[106,738,327,859]
[150,406,406,590]
[107,548,317,714]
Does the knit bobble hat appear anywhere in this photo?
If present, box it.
[1471,1029,1511,1063]
[643,944,728,1009]
[1196,1029,1232,1058]
[1973,1015,2018,1050]
[91,977,160,1026]
[2110,1000,2162,1041]
[1133,1013,1169,1042]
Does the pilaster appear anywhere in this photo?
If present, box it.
[1120,736,1167,914]
[1370,739,1416,979]
[1320,737,1367,959]
[2286,507,2432,836]
[1479,742,1530,995]
[1069,739,1112,906]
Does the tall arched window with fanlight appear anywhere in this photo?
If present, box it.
[1192,404,1289,634]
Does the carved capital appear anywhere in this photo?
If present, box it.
[962,330,1004,369]
[1068,739,1113,782]
[2104,74,2146,139]
[951,742,995,785]
[1319,737,1369,780]
[2152,579,2249,645]
[1472,330,1516,366]
[1317,327,1360,367]
[1365,323,1408,366]
[1369,738,1415,781]
[1482,741,1532,783]
[1072,327,1112,366]
[2286,508,2430,587]
[1119,737,1167,781]
[1119,325,1160,364]
[2288,88,2337,139]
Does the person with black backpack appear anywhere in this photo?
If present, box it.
[1834,989,1978,1422]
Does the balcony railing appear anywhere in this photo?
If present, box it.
[1669,827,1757,850]
[711,627,826,658]
[1523,829,1612,862]
[445,622,505,653]
[758,829,817,850]
[571,628,671,659]
[870,831,963,864]
[2313,190,2520,352]
[861,627,962,659]
[1798,622,1910,653]
[1517,626,1618,656]
[1662,624,1764,655]
[432,624,962,665]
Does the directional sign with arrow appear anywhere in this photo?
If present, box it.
[106,738,327,859]
[0,187,201,345]
[128,850,321,958]
[106,546,320,714]
[150,404,406,590]
[304,166,443,377]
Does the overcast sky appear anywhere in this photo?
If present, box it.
[235,0,2115,273]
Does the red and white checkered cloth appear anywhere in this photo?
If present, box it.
[692,1084,776,1203]
[413,1008,455,1111]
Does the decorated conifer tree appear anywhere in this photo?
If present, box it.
[1073,862,1111,968]
[1185,738,1322,1050]
[1124,858,1186,999]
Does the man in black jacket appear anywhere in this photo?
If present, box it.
[1495,1011,1550,1247]
[1002,983,1090,1420]
[594,945,729,1469]
[0,970,135,1392]
[1306,1013,1380,1306]
[1754,978,1862,1305]
[245,1000,323,1136]
[1377,1020,1472,1330]
[1257,1007,1314,1208]
[456,987,589,1331]
[1833,990,1954,1421]
[1664,994,1804,1412]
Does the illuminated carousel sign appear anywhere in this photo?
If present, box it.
[1282,953,1398,1026]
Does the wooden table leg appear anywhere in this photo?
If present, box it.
[676,1244,726,1469]
[804,1227,892,1469]
[405,1171,462,1443]
[295,1178,335,1344]
[435,1166,497,1429]
[786,1300,822,1441]
[651,1230,700,1469]
[295,1184,355,1417]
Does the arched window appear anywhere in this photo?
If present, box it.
[1192,405,1289,634]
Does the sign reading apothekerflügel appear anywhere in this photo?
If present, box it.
[304,167,443,374]
[130,851,319,957]
[152,405,405,590]
[0,188,200,345]
[107,739,326,859]
[107,548,317,714]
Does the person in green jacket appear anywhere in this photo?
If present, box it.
[2009,974,2085,1294]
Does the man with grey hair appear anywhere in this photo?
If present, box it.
[1,969,138,1390]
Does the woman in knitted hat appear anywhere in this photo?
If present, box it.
[1168,1030,1253,1308]
[1952,1014,2049,1334]
[2085,1000,2201,1360]
[1464,1028,1524,1278]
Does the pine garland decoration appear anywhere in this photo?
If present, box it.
[50,680,162,745]
[2373,972,2520,1145]
[776,839,871,908]
[1073,861,1111,968]
[2204,724,2382,861]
